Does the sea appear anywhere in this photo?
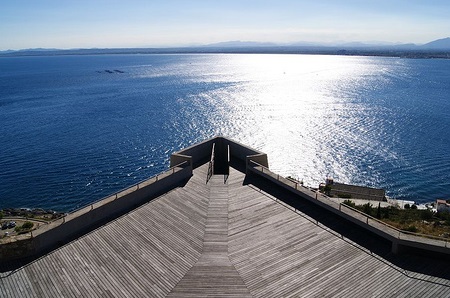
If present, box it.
[1,53,450,211]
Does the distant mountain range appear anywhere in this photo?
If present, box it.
[204,37,450,50]
[1,37,450,58]
[422,37,450,49]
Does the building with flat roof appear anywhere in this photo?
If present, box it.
[320,177,386,201]
[1,137,449,297]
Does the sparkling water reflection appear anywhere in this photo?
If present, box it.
[1,54,450,210]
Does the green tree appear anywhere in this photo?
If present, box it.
[404,225,418,233]
[420,209,433,221]
[22,221,34,230]
[382,207,390,219]
[343,199,356,208]
[362,203,373,216]
[324,185,332,196]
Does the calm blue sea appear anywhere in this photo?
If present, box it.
[1,54,450,211]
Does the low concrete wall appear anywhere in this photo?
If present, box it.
[0,165,192,261]
[247,165,450,255]
[170,138,216,168]
[0,237,34,261]
[227,139,267,166]
[246,154,269,169]
[170,153,192,170]
[170,136,269,169]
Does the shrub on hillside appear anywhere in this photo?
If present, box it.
[342,199,356,208]
[22,221,34,230]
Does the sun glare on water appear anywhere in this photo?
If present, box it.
[188,54,390,188]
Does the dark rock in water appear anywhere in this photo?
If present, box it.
[114,69,125,73]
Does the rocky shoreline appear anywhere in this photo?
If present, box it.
[1,208,65,221]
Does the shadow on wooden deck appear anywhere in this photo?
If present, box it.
[243,171,450,282]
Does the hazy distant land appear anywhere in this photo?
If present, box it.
[1,37,450,59]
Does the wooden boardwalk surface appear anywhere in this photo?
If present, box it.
[1,163,450,297]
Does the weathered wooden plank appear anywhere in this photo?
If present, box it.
[1,163,450,297]
[167,173,252,297]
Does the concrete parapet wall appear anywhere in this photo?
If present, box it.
[0,238,34,261]
[246,154,269,169]
[170,136,268,169]
[226,139,268,166]
[170,153,192,170]
[247,165,450,255]
[0,165,192,261]
[170,138,216,168]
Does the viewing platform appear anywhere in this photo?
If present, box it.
[1,137,450,297]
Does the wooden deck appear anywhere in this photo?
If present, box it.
[1,163,450,297]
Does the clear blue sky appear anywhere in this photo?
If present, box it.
[1,0,449,50]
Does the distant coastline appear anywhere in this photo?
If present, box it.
[1,46,450,59]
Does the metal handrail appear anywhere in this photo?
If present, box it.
[248,160,311,191]
[206,143,215,183]
[248,159,449,246]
